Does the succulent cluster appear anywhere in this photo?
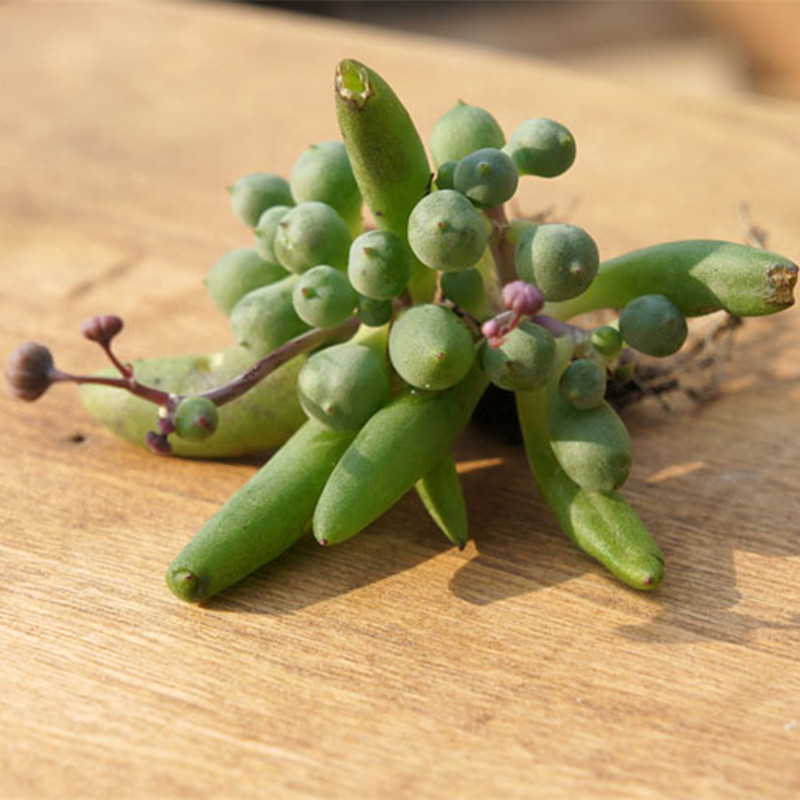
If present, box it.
[7,60,797,605]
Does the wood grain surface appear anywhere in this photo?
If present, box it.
[2,3,799,798]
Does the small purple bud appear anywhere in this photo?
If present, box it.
[6,341,55,401]
[481,318,502,340]
[157,415,176,436]
[502,281,544,317]
[145,431,172,456]
[80,315,124,346]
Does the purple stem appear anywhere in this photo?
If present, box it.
[529,314,578,338]
[50,315,361,410]
[99,342,133,379]
[50,368,170,405]
[202,316,360,407]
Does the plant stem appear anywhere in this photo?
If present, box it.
[483,205,517,286]
[50,368,170,405]
[203,316,360,406]
[99,342,133,378]
[52,316,361,410]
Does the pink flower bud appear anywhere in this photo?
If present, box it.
[145,431,172,456]
[80,315,124,345]
[502,281,544,316]
[6,341,55,401]
[481,318,502,340]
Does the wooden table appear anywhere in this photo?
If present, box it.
[2,3,799,798]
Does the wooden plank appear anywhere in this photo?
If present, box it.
[1,3,799,798]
